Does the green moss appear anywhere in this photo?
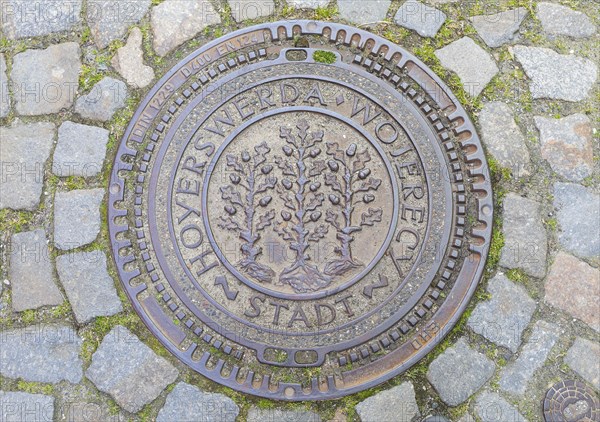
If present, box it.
[16,380,54,395]
[64,176,87,191]
[313,50,337,64]
[487,227,505,270]
[51,301,72,319]
[0,209,35,232]
[314,5,338,21]
[506,268,527,283]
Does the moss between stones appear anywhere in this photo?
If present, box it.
[313,50,337,64]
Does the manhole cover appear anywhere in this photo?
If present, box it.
[108,20,493,400]
[544,380,600,422]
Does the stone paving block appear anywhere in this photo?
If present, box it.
[545,252,600,332]
[478,102,530,177]
[468,274,536,352]
[287,0,329,8]
[457,415,476,422]
[427,338,495,406]
[10,42,81,116]
[56,251,123,324]
[0,391,54,422]
[0,54,10,117]
[470,8,527,48]
[565,337,600,391]
[9,229,63,312]
[74,77,127,122]
[55,383,128,422]
[435,37,498,97]
[86,326,179,413]
[111,27,155,88]
[0,324,83,383]
[535,114,593,182]
[338,0,391,25]
[151,0,221,57]
[52,121,109,177]
[157,382,239,422]
[0,0,82,39]
[475,391,526,422]
[537,2,596,38]
[228,0,275,23]
[0,121,54,211]
[247,408,322,422]
[86,0,151,49]
[513,46,597,102]
[394,0,446,38]
[499,320,561,395]
[553,183,599,259]
[355,382,420,422]
[499,193,548,278]
[54,189,104,250]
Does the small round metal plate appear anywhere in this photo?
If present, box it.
[544,380,600,422]
[108,21,493,400]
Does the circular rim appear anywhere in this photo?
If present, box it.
[107,20,494,400]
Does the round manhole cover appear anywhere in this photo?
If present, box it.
[108,20,493,400]
[544,380,600,422]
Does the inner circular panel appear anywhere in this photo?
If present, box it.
[204,109,398,298]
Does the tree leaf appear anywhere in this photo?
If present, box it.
[308,224,328,242]
[218,216,242,231]
[254,142,270,167]
[326,142,345,162]
[280,126,297,147]
[355,177,382,192]
[309,160,327,177]
[360,208,383,226]
[305,130,324,148]
[325,209,340,230]
[352,149,371,173]
[274,156,296,176]
[274,223,294,241]
[225,154,244,172]
[220,185,243,206]
[257,210,276,231]
[256,176,277,194]
[306,193,325,211]
[324,172,343,193]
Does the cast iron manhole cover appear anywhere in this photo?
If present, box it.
[544,380,600,422]
[108,20,493,400]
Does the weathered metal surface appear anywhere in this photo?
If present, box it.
[108,20,493,400]
[544,380,599,422]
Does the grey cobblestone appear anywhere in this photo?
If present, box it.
[52,121,109,177]
[9,229,63,312]
[87,0,151,49]
[470,8,527,48]
[513,46,598,102]
[86,326,179,413]
[427,338,495,406]
[0,121,54,211]
[435,37,498,97]
[151,0,221,57]
[54,189,104,250]
[0,0,83,39]
[56,251,123,324]
[0,324,83,384]
[394,0,446,38]
[468,274,536,352]
[10,42,81,116]
[157,382,239,422]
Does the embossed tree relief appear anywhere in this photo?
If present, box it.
[217,142,277,283]
[323,142,383,276]
[273,120,331,293]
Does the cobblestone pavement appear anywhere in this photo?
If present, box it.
[0,1,598,421]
